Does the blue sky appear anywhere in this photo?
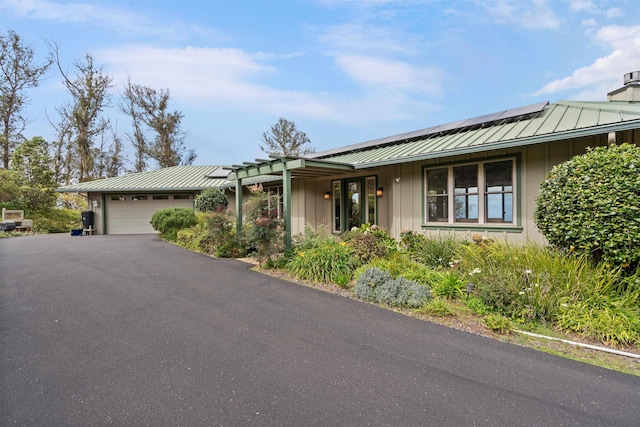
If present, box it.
[1,0,639,168]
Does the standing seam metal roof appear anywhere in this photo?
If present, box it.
[316,101,640,166]
[57,166,226,192]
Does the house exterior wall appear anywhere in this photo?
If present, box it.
[297,133,639,244]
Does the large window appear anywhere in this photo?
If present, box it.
[332,176,377,232]
[425,159,515,226]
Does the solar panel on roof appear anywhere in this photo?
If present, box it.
[311,101,549,159]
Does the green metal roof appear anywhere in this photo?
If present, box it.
[57,100,640,192]
[316,101,640,167]
[57,166,227,193]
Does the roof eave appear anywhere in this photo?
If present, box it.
[352,119,640,169]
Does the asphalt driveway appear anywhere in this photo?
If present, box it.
[1,234,638,426]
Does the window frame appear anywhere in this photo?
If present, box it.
[423,156,520,229]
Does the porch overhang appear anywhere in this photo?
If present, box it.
[225,155,355,250]
[226,155,355,180]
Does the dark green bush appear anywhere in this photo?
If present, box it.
[195,188,228,213]
[150,208,197,241]
[535,143,640,270]
[201,211,248,258]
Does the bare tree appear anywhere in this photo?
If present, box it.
[120,79,196,169]
[261,117,314,157]
[120,77,147,172]
[48,107,75,185]
[0,30,53,168]
[52,45,113,181]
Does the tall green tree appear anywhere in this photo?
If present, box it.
[120,79,196,169]
[0,30,53,168]
[11,136,56,211]
[0,168,21,206]
[261,117,314,156]
[53,46,113,181]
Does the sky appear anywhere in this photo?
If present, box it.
[1,0,639,169]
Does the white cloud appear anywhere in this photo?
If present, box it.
[318,23,420,56]
[98,44,430,125]
[334,54,442,95]
[0,0,220,41]
[481,0,563,30]
[533,24,640,98]
[318,22,444,97]
[569,0,596,12]
[606,8,624,18]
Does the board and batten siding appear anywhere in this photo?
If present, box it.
[378,133,639,244]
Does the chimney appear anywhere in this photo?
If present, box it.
[607,71,640,102]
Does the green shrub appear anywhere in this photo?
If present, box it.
[398,264,442,288]
[150,208,197,241]
[176,224,206,252]
[31,208,81,233]
[464,296,491,316]
[433,271,465,299]
[418,298,454,317]
[195,188,228,213]
[400,231,464,269]
[556,298,640,346]
[286,239,358,283]
[535,143,640,270]
[357,252,412,278]
[484,314,513,334]
[455,241,640,344]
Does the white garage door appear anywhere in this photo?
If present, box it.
[105,194,194,234]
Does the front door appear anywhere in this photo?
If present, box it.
[332,177,377,232]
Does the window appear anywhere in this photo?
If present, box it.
[425,159,515,226]
[454,165,478,222]
[332,176,377,232]
[265,186,284,219]
[111,195,126,201]
[131,195,148,201]
[485,160,513,223]
[153,195,169,200]
[426,169,448,222]
[173,194,190,200]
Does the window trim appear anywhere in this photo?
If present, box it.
[422,155,521,230]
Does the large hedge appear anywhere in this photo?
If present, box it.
[534,143,640,269]
[150,208,197,241]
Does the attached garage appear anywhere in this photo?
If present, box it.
[105,193,194,234]
[57,166,231,235]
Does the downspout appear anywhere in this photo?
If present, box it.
[235,176,243,236]
[101,193,106,234]
[282,167,292,249]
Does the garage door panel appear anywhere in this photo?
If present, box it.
[106,195,193,234]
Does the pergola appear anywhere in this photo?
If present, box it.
[226,156,355,248]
